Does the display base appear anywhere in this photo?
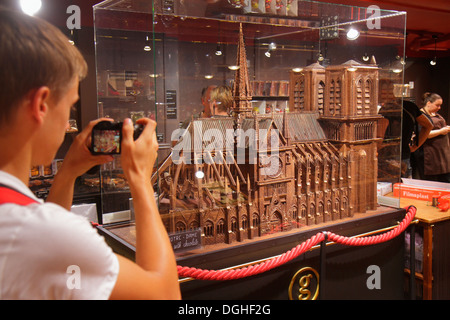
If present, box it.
[97,206,407,299]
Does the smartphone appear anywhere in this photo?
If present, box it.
[91,121,144,155]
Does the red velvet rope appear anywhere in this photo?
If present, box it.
[177,206,416,281]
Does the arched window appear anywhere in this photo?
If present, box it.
[242,215,248,230]
[189,221,199,230]
[301,205,307,218]
[356,79,363,115]
[317,81,325,115]
[204,221,214,237]
[310,203,316,217]
[176,221,186,233]
[343,197,348,210]
[216,219,226,235]
[252,214,259,228]
[329,80,335,115]
[231,218,238,233]
[364,79,372,114]
[292,206,298,220]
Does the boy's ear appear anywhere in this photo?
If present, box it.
[29,86,51,124]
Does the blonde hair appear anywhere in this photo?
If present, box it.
[210,85,233,114]
[0,7,87,125]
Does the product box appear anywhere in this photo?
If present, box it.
[377,182,393,196]
[393,179,450,201]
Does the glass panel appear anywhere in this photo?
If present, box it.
[94,0,406,251]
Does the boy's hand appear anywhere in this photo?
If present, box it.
[120,118,158,187]
[47,118,114,209]
[59,118,114,178]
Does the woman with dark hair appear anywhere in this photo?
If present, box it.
[414,92,450,182]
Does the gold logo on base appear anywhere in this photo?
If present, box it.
[288,267,320,300]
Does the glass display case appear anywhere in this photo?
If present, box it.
[93,0,407,253]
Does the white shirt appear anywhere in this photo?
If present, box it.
[0,171,119,299]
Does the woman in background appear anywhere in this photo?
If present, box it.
[415,93,450,183]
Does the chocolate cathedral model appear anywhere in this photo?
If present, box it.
[153,24,380,246]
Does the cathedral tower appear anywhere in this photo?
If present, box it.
[232,23,253,117]
[320,60,381,214]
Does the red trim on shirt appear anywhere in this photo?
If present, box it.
[0,186,38,206]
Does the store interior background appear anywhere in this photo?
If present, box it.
[4,0,449,132]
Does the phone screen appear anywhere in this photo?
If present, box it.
[92,129,121,154]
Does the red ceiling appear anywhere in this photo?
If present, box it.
[8,0,450,58]
[315,0,450,57]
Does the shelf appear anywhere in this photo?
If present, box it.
[252,96,289,101]
[404,268,425,281]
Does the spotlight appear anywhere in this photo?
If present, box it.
[430,35,438,66]
[317,52,324,62]
[215,44,222,56]
[144,35,151,52]
[362,53,370,62]
[68,30,75,46]
[264,42,277,58]
[346,27,360,40]
[20,0,42,16]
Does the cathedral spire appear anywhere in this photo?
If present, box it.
[232,23,253,117]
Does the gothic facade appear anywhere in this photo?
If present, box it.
[154,24,380,247]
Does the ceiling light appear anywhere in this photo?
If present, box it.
[144,36,151,52]
[317,52,324,62]
[264,42,277,58]
[68,30,75,46]
[268,42,277,51]
[362,53,370,62]
[204,75,214,79]
[292,68,303,73]
[346,27,360,40]
[390,56,405,73]
[20,0,42,16]
[228,65,240,70]
[215,45,222,56]
[430,35,438,66]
